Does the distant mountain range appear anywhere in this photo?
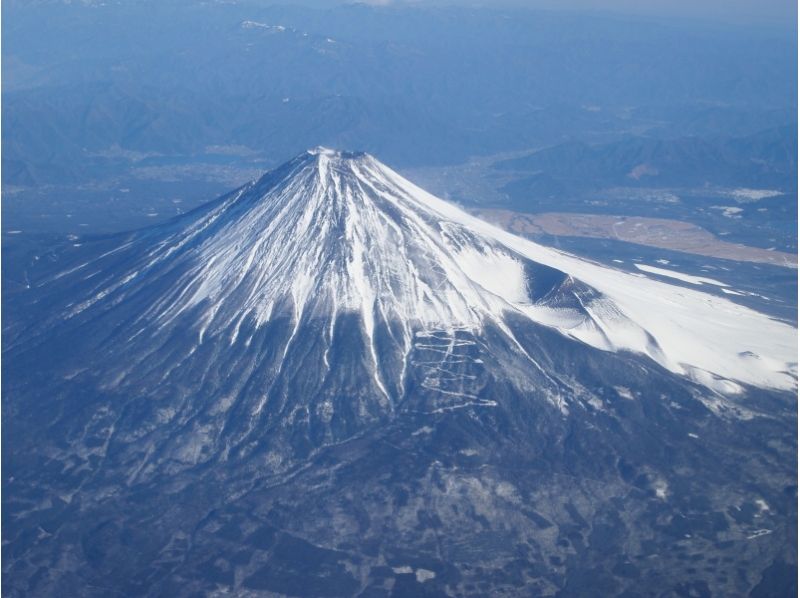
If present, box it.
[496,127,798,198]
[3,149,796,596]
[2,2,796,186]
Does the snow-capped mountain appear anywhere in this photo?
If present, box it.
[34,147,796,393]
[3,148,796,597]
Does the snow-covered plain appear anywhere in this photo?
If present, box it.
[66,148,798,394]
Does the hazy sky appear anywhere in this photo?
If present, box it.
[355,0,797,25]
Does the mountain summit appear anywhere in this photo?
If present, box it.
[4,149,797,596]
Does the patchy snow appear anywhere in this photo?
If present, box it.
[412,426,434,436]
[416,569,436,583]
[711,205,744,218]
[653,478,669,499]
[633,264,728,287]
[614,386,635,400]
[726,188,782,202]
[241,21,286,32]
[687,368,744,395]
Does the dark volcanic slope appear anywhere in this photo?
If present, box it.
[3,149,797,597]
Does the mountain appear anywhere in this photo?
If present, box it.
[3,148,797,597]
[496,128,798,196]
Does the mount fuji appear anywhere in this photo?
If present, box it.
[3,148,797,597]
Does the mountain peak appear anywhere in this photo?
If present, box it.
[257,146,375,192]
[305,146,368,160]
[298,146,372,173]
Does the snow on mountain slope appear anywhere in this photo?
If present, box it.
[58,147,796,394]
